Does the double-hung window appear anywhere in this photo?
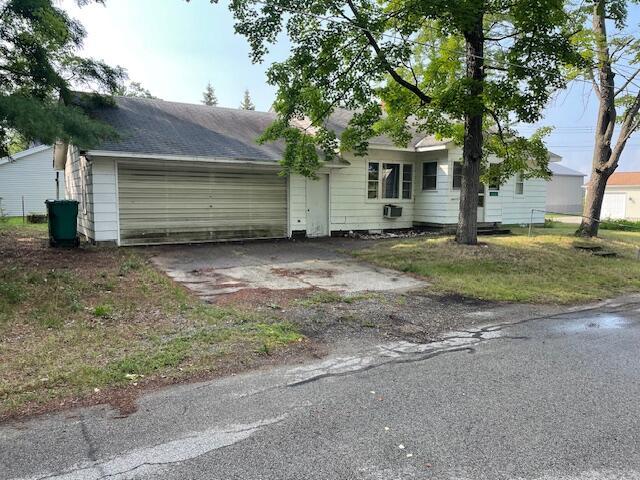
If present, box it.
[402,164,413,199]
[367,162,413,200]
[367,163,380,199]
[422,161,437,190]
[515,172,525,195]
[452,161,463,189]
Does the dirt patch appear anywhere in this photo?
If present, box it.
[213,286,320,307]
[271,267,336,279]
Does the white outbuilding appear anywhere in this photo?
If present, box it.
[0,145,62,216]
[546,163,585,215]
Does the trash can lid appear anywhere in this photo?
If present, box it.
[45,199,79,204]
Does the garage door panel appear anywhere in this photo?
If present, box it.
[118,164,287,245]
[601,193,626,220]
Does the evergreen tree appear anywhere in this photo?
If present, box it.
[0,0,126,157]
[115,81,155,99]
[239,89,255,110]
[202,82,218,106]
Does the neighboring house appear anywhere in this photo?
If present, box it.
[0,145,62,216]
[546,163,585,215]
[599,172,640,220]
[55,97,556,246]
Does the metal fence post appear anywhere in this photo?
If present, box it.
[528,209,534,237]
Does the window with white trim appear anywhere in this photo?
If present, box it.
[515,172,524,195]
[488,164,500,191]
[452,161,463,189]
[367,162,380,199]
[367,162,413,200]
[402,164,413,199]
[422,161,437,190]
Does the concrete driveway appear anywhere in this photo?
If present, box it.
[151,239,425,302]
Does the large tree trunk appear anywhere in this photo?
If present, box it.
[577,0,617,238]
[456,12,484,245]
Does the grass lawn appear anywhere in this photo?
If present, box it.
[0,221,303,420]
[353,223,640,304]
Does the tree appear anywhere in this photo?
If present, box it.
[202,82,218,106]
[574,0,640,237]
[222,0,580,244]
[114,81,156,98]
[0,0,125,157]
[240,89,255,110]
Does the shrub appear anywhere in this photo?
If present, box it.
[600,219,640,232]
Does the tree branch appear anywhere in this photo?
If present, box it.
[614,66,640,97]
[342,0,432,105]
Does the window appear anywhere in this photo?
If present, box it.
[368,162,380,199]
[515,172,524,195]
[402,164,413,199]
[422,161,437,191]
[367,162,413,200]
[452,161,463,189]
[488,164,500,191]
[382,163,400,199]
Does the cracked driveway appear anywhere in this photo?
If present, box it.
[3,295,640,479]
[150,239,425,302]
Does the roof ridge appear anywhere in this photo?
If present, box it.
[115,96,276,117]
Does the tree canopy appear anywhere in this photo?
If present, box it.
[223,0,579,182]
[114,81,155,98]
[0,0,124,157]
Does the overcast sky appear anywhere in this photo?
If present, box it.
[62,0,640,175]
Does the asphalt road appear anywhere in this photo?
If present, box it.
[2,296,640,480]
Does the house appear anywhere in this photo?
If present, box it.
[55,97,555,246]
[546,163,585,215]
[599,171,640,220]
[1,145,62,217]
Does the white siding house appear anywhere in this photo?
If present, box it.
[599,172,640,220]
[0,145,63,216]
[60,97,555,245]
[546,163,585,215]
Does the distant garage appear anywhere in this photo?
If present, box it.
[117,162,287,246]
[600,172,640,221]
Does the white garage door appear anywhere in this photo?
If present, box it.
[118,163,287,245]
[601,192,626,220]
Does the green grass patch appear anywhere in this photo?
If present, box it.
[0,223,303,419]
[354,228,640,304]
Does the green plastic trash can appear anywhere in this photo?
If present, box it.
[45,200,80,247]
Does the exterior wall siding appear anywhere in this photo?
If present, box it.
[546,174,585,215]
[64,147,94,240]
[330,150,415,232]
[0,146,63,216]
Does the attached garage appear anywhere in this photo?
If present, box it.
[117,163,287,245]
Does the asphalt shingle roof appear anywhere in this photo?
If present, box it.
[91,97,286,161]
[89,97,441,160]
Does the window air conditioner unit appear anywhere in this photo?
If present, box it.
[383,204,402,218]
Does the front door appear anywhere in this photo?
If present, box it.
[477,184,485,222]
[306,174,329,237]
